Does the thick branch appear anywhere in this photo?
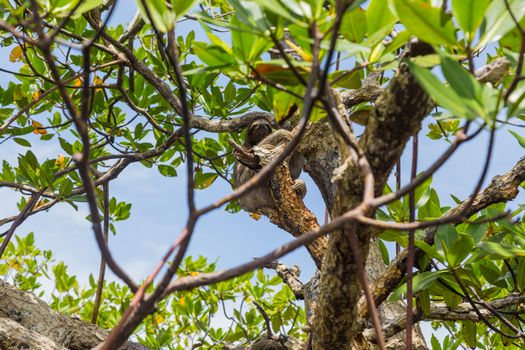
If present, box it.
[0,280,147,350]
[313,42,435,350]
[340,72,382,109]
[0,317,67,350]
[365,294,525,342]
[265,261,304,300]
[242,139,327,268]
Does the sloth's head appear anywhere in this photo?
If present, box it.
[245,119,272,147]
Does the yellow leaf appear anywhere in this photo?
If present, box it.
[154,314,165,325]
[32,90,41,101]
[55,154,65,169]
[9,260,21,271]
[31,120,47,135]
[73,78,83,87]
[179,297,185,306]
[93,75,104,91]
[189,271,199,276]
[249,213,261,221]
[9,46,23,63]
[285,39,312,62]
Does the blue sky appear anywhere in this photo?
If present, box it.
[0,0,524,344]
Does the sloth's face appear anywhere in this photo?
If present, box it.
[247,121,272,146]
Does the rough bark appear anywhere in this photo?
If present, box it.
[364,239,427,350]
[0,280,148,350]
[313,43,434,350]
[0,317,68,350]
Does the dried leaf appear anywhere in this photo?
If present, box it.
[31,120,47,135]
[249,212,262,221]
[9,46,23,62]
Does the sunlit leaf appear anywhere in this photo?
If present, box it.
[408,61,472,118]
[478,0,525,49]
[9,45,23,63]
[390,0,457,46]
[341,7,366,43]
[135,0,175,32]
[366,0,396,38]
[509,130,525,148]
[389,270,446,301]
[170,0,201,18]
[451,0,489,39]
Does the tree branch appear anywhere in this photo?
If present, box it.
[0,280,148,350]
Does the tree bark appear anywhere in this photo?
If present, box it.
[0,280,148,350]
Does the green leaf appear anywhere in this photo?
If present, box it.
[451,0,490,38]
[478,0,525,49]
[431,334,442,350]
[440,53,482,103]
[341,7,367,43]
[388,270,445,301]
[412,173,433,209]
[45,0,107,18]
[193,42,236,68]
[443,287,461,310]
[479,241,525,258]
[195,172,218,189]
[58,137,73,155]
[135,0,175,32]
[415,240,445,263]
[366,0,396,37]
[517,258,525,290]
[435,224,458,257]
[479,260,507,287]
[72,0,107,18]
[378,239,390,265]
[13,137,31,147]
[273,88,302,122]
[439,53,485,118]
[230,15,273,63]
[461,320,477,348]
[383,183,407,221]
[170,0,201,18]
[509,129,525,148]
[1,161,15,182]
[158,165,177,177]
[418,189,442,219]
[254,62,309,86]
[330,70,362,89]
[390,0,456,46]
[408,61,472,118]
[249,0,298,22]
[58,178,73,198]
[462,222,487,245]
[448,233,475,267]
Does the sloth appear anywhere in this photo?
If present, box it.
[233,118,306,213]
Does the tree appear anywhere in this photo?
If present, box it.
[0,0,525,349]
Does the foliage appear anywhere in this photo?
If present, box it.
[0,234,304,348]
